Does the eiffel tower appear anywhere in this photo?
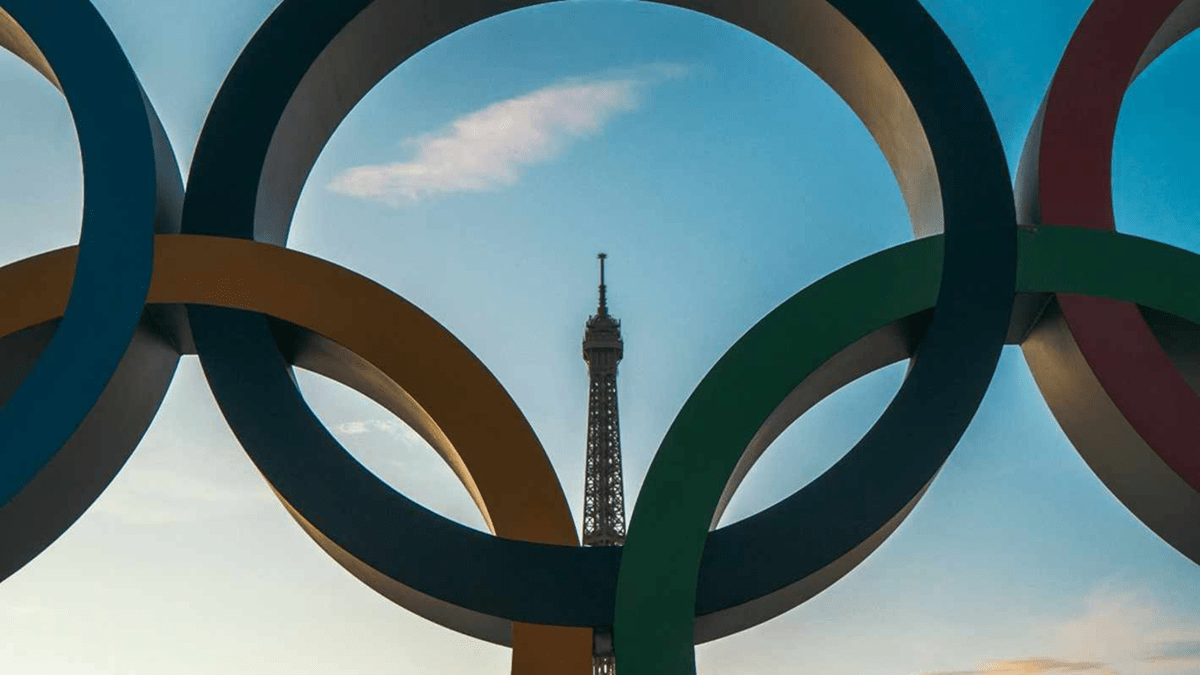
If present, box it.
[581,253,627,675]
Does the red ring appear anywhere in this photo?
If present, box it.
[1022,0,1200,490]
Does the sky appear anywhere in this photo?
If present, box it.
[1,0,1200,673]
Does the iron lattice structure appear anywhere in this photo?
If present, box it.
[582,254,626,674]
[582,253,628,546]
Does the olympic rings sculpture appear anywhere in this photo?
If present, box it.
[1,0,1199,673]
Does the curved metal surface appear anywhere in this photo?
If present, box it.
[2,229,1196,657]
[0,236,610,654]
[177,2,1017,672]
[178,2,588,670]
[0,2,1197,672]
[0,237,968,643]
[1014,0,1200,564]
[614,1,1017,671]
[0,0,183,580]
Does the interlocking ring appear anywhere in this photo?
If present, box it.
[1,2,1199,675]
[1015,0,1200,562]
[0,0,182,581]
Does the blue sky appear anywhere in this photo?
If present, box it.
[1,1,1200,673]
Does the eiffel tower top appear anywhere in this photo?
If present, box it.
[584,253,622,356]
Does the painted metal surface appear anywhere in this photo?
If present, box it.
[1015,0,1200,565]
[1,2,1199,674]
[0,0,182,580]
[2,226,1197,660]
[615,0,1017,670]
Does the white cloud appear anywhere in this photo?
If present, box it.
[920,584,1200,675]
[333,417,433,473]
[922,659,1116,675]
[337,419,398,436]
[328,63,687,204]
[334,418,424,447]
[1054,585,1200,674]
[331,418,487,530]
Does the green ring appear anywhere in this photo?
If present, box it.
[615,226,1200,671]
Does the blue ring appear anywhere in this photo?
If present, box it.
[0,0,182,576]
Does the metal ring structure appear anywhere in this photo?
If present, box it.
[3,1,1200,673]
[7,225,1200,658]
[0,0,182,580]
[613,1,1016,671]
[6,228,1200,670]
[178,2,590,671]
[179,1,1016,672]
[1015,0,1200,562]
[0,233,614,667]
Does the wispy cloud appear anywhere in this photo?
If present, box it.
[1056,585,1200,674]
[332,417,486,530]
[921,584,1200,675]
[337,419,405,436]
[328,63,687,204]
[923,659,1116,675]
[335,418,424,445]
[1144,641,1200,669]
[333,418,436,474]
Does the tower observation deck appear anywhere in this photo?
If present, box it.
[582,253,627,674]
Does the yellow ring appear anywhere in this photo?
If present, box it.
[0,234,590,671]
